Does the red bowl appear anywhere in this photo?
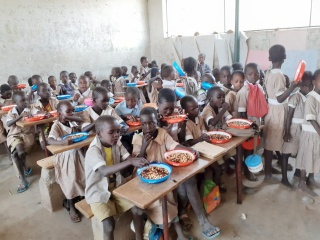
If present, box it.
[126,120,141,127]
[207,131,232,144]
[24,114,46,122]
[242,136,261,150]
[163,114,187,124]
[176,83,184,87]
[16,84,27,89]
[137,81,145,85]
[226,118,252,129]
[164,149,196,167]
[1,105,16,112]
[294,60,306,83]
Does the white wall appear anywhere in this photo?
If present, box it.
[0,0,150,83]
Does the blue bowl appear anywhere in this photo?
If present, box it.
[173,61,185,77]
[137,163,172,184]
[174,87,186,98]
[31,85,38,91]
[57,95,71,100]
[126,83,137,87]
[109,98,115,104]
[74,105,88,112]
[202,82,214,90]
[62,132,89,143]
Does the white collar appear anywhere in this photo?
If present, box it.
[307,90,320,103]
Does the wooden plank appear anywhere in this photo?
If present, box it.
[192,142,227,159]
[37,156,54,169]
[75,200,93,219]
[16,117,57,128]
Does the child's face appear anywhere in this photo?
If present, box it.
[300,80,313,96]
[1,90,12,99]
[60,73,68,84]
[198,56,205,64]
[313,76,320,92]
[78,78,88,92]
[59,103,74,118]
[98,121,121,146]
[69,73,77,83]
[220,70,231,85]
[49,77,57,87]
[231,74,244,92]
[245,67,260,84]
[142,59,149,67]
[101,83,112,92]
[38,85,51,100]
[158,101,175,117]
[86,72,93,80]
[140,114,158,136]
[94,93,110,110]
[209,90,225,108]
[14,93,29,109]
[132,68,139,76]
[8,77,19,87]
[125,93,139,109]
[185,100,199,119]
[32,78,42,85]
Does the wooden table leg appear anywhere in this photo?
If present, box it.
[162,195,169,240]
[236,145,243,204]
[38,126,49,157]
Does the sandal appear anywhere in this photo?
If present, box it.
[24,168,32,177]
[63,199,70,211]
[202,226,221,239]
[17,182,30,193]
[69,212,81,223]
[179,214,193,231]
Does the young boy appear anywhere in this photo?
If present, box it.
[6,91,34,193]
[85,71,100,90]
[7,75,19,92]
[197,53,211,76]
[0,84,13,155]
[28,74,43,103]
[48,76,61,96]
[69,72,78,87]
[121,66,128,77]
[147,76,163,103]
[197,73,215,111]
[160,65,176,89]
[140,56,151,80]
[85,115,148,239]
[60,71,76,96]
[100,79,114,98]
[219,65,233,91]
[127,66,140,83]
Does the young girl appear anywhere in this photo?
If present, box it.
[6,91,34,193]
[111,67,126,97]
[282,72,313,188]
[59,71,76,96]
[296,69,320,197]
[225,70,245,118]
[147,75,163,104]
[127,66,139,83]
[28,75,43,103]
[140,56,151,80]
[81,87,128,134]
[263,45,300,183]
[47,101,85,222]
[197,74,215,111]
[183,57,200,97]
[100,79,114,98]
[48,76,61,97]
[73,75,92,105]
[219,65,233,91]
[7,75,20,92]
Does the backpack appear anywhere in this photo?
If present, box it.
[247,83,268,118]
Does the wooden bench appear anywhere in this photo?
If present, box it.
[75,199,93,219]
[37,156,54,169]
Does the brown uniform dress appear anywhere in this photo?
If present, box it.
[48,121,85,199]
[132,128,179,224]
[296,91,320,174]
[185,116,207,142]
[225,90,239,118]
[0,98,13,144]
[201,103,232,130]
[114,77,126,97]
[74,88,93,105]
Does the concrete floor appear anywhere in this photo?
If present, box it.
[1,145,320,240]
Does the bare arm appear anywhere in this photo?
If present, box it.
[208,103,229,127]
[178,121,187,144]
[7,116,23,127]
[47,137,72,146]
[276,83,299,103]
[310,120,320,136]
[283,107,295,141]
[187,133,210,146]
[148,76,161,93]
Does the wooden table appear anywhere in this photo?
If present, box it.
[113,137,247,240]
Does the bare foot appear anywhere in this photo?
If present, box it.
[298,183,318,197]
[263,176,280,184]
[281,178,294,189]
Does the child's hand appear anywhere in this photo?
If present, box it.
[62,138,73,145]
[126,114,137,122]
[120,125,129,135]
[283,133,291,142]
[130,157,149,168]
[201,133,210,142]
[189,148,200,160]
[73,93,80,102]
[222,102,230,110]
[22,111,33,118]
[142,133,153,148]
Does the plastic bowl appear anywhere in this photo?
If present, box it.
[227,118,252,129]
[25,114,46,122]
[137,81,145,85]
[126,120,141,127]
[207,131,232,144]
[137,163,172,184]
[84,98,94,107]
[57,95,71,100]
[1,105,16,112]
[163,114,187,124]
[174,87,186,98]
[74,105,88,112]
[16,84,26,89]
[176,82,184,87]
[62,132,89,143]
[294,60,306,83]
[173,61,185,77]
[245,154,263,173]
[202,82,214,90]
[164,149,196,167]
[31,85,38,91]
[126,83,137,87]
[242,136,261,150]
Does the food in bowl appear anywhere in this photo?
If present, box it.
[64,133,88,140]
[140,166,169,180]
[166,152,193,163]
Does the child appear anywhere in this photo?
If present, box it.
[59,71,76,96]
[225,70,245,118]
[263,45,300,183]
[202,86,232,130]
[212,68,220,83]
[69,72,78,87]
[282,72,313,188]
[127,66,140,83]
[48,76,61,96]
[6,91,35,193]
[28,74,43,103]
[115,87,142,121]
[232,62,244,71]
[100,79,114,98]
[121,66,128,77]
[183,57,200,97]
[197,74,215,111]
[140,56,151,80]
[81,87,128,134]
[160,65,176,89]
[84,71,99,90]
[47,101,85,222]
[73,75,92,105]
[27,78,33,87]
[7,75,19,92]
[147,75,163,104]
[150,67,160,78]
[132,107,195,240]
[197,53,211,76]
[111,67,126,97]
[219,66,233,91]
[151,60,158,68]
[157,89,221,238]
[85,115,147,239]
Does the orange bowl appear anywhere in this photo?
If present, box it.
[1,105,16,112]
[176,82,184,87]
[242,136,261,150]
[137,81,145,85]
[294,60,306,83]
[126,120,141,127]
[16,84,26,89]
[164,149,196,167]
[163,114,187,124]
[49,110,59,117]
[226,118,252,129]
[24,114,46,122]
[207,131,232,144]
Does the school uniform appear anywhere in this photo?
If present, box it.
[185,116,207,142]
[85,136,133,221]
[73,88,93,105]
[183,77,199,97]
[263,69,287,151]
[115,100,142,118]
[201,103,232,130]
[113,77,126,97]
[48,121,85,199]
[50,85,61,96]
[282,92,306,156]
[132,128,179,224]
[148,85,159,104]
[196,88,207,107]
[6,107,35,153]
[140,66,150,80]
[197,63,211,76]
[0,98,13,135]
[296,91,320,174]
[225,90,239,118]
[59,83,76,96]
[162,80,175,89]
[236,81,264,125]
